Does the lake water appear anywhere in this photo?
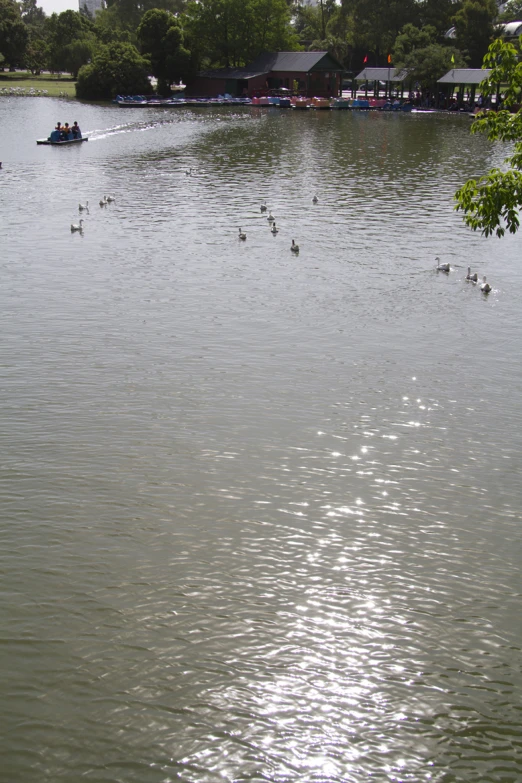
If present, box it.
[1,98,522,783]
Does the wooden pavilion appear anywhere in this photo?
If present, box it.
[186,52,345,98]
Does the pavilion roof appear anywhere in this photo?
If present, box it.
[355,67,410,83]
[438,68,493,85]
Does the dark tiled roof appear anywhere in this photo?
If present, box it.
[197,51,344,82]
[249,51,343,73]
[198,67,269,80]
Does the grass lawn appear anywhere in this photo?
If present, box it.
[0,72,77,98]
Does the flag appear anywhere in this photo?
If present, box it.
[387,54,392,64]
[363,55,368,64]
[451,54,455,65]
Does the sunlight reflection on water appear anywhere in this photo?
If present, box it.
[0,99,522,783]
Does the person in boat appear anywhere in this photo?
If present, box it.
[55,121,62,132]
[72,121,80,139]
[62,122,70,140]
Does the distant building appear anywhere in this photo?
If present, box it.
[79,0,104,18]
[445,20,522,40]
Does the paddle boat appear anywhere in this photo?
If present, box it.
[311,97,331,110]
[37,128,87,145]
[331,97,351,109]
[292,97,311,109]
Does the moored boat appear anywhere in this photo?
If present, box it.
[331,98,351,109]
[292,97,311,109]
[311,97,331,109]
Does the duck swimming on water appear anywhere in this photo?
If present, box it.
[291,239,299,253]
[480,276,492,293]
[238,227,246,240]
[436,257,450,272]
[71,219,84,232]
[466,266,478,282]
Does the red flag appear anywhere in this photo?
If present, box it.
[387,54,392,64]
[363,55,368,64]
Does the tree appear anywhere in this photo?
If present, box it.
[455,36,522,237]
[453,0,498,68]
[93,7,133,45]
[18,0,46,28]
[105,0,186,31]
[184,0,299,69]
[76,40,152,99]
[418,0,463,35]
[344,0,420,64]
[498,0,522,23]
[294,0,337,44]
[137,8,190,94]
[25,33,46,72]
[45,9,95,75]
[0,0,29,67]
[392,23,466,90]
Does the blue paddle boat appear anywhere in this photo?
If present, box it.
[37,128,88,145]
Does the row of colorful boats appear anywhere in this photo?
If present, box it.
[116,95,413,111]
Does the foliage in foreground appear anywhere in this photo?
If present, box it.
[455,36,522,238]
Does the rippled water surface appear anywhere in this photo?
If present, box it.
[1,98,522,783]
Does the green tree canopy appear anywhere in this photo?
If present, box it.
[93,6,133,45]
[498,0,522,23]
[18,0,46,29]
[392,23,466,89]
[185,0,299,69]
[455,36,522,237]
[344,0,420,64]
[137,8,190,93]
[0,0,29,67]
[76,40,152,99]
[105,0,186,31]
[453,0,498,68]
[418,0,463,35]
[45,9,96,75]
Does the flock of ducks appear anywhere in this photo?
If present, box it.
[238,195,319,253]
[436,257,492,294]
[70,194,493,294]
[71,195,116,232]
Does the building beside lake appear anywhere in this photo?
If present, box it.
[186,51,344,98]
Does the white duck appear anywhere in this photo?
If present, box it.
[99,196,107,207]
[480,276,492,293]
[106,194,115,203]
[465,266,478,282]
[436,257,450,272]
[78,200,89,212]
[271,222,279,235]
[267,212,275,222]
[238,227,246,240]
[71,219,84,232]
[291,239,299,253]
